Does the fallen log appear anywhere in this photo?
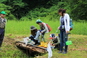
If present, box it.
[15,41,47,54]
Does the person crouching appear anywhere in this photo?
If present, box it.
[49,34,60,50]
[29,26,40,45]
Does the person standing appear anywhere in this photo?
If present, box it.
[0,11,7,49]
[58,9,70,54]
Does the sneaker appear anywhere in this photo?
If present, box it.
[62,51,67,54]
[58,51,62,53]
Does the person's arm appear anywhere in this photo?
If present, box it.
[41,23,49,33]
[58,17,61,30]
[64,14,70,33]
[53,37,59,45]
[5,19,7,24]
[34,31,40,40]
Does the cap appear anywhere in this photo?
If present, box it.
[0,11,6,15]
[49,34,55,39]
[36,19,42,23]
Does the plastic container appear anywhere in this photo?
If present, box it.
[66,41,72,45]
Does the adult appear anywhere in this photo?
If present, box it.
[58,9,70,54]
[0,11,7,49]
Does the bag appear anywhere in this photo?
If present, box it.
[46,24,52,32]
[66,40,72,45]
[70,19,73,31]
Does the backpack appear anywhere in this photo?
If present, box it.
[66,19,73,31]
[70,19,73,31]
[46,24,52,32]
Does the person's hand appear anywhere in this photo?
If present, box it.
[58,27,60,30]
[40,31,43,33]
[52,44,55,46]
[66,31,69,33]
[50,43,52,45]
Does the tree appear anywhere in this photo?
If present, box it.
[65,0,87,20]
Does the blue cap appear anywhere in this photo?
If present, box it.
[50,34,55,37]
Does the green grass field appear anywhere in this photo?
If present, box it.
[5,20,87,35]
[0,20,87,58]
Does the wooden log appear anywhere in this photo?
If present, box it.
[15,41,47,54]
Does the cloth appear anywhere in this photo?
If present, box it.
[23,37,35,45]
[47,42,52,58]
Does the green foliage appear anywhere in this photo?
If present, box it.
[0,3,10,13]
[20,17,29,21]
[65,0,87,20]
[0,0,87,20]
[2,0,27,19]
[0,3,16,20]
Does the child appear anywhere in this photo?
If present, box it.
[49,34,60,50]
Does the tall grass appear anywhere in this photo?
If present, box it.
[71,21,87,35]
[5,20,87,35]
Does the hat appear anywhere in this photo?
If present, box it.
[36,19,42,23]
[49,34,55,39]
[30,26,37,30]
[0,11,6,15]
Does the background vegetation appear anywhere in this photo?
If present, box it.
[0,0,87,20]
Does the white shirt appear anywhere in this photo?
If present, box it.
[60,13,70,31]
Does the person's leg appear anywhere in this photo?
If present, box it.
[29,35,38,45]
[65,33,68,52]
[34,31,40,42]
[41,32,46,42]
[63,31,68,54]
[55,44,60,50]
[0,31,4,47]
[59,31,63,53]
[29,35,35,41]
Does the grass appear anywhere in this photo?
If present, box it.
[5,20,87,35]
[1,34,87,58]
[0,20,87,58]
[0,36,32,58]
[36,34,87,58]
